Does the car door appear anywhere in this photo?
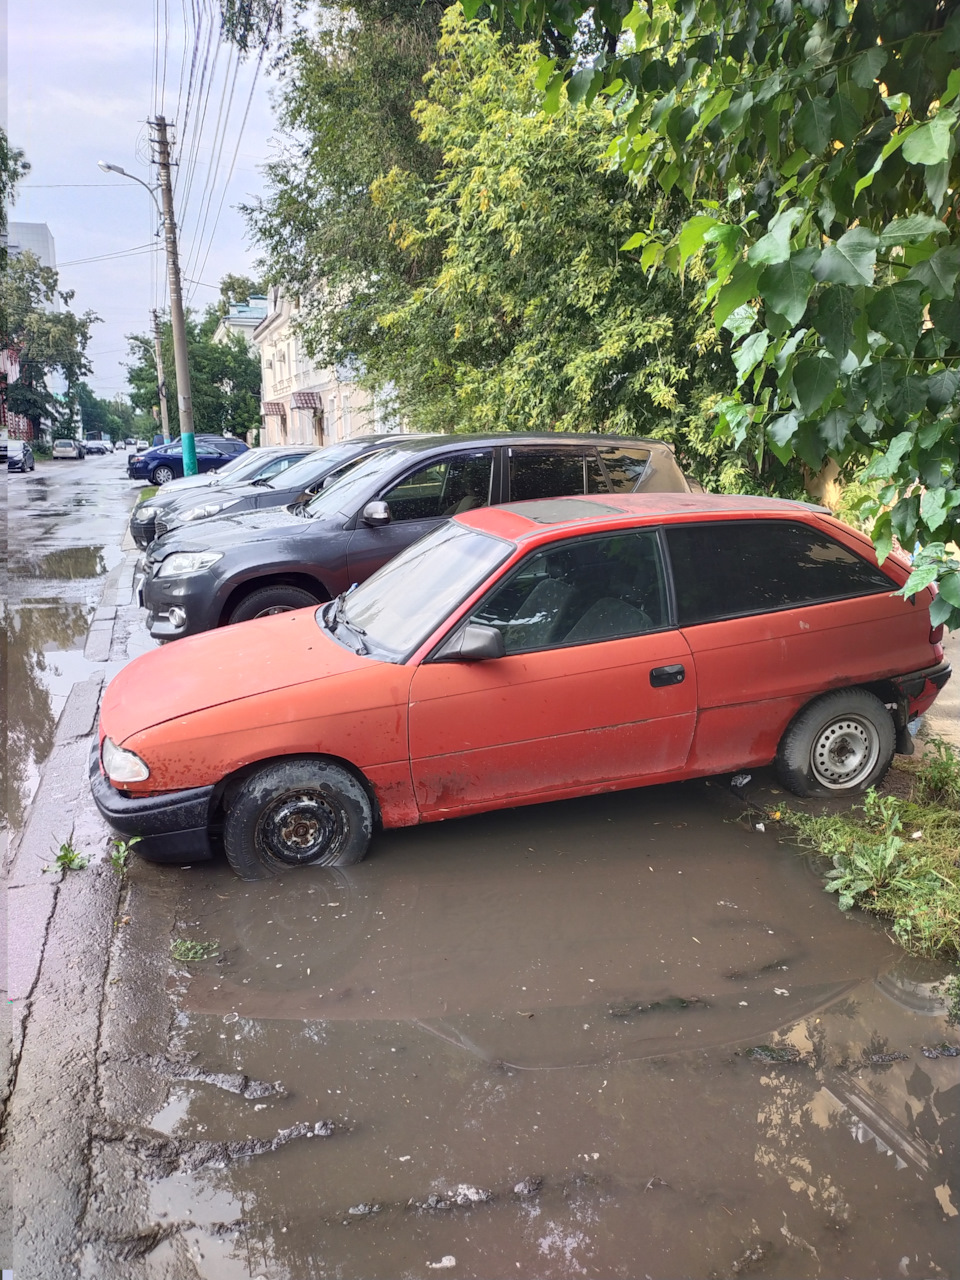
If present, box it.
[196,443,228,474]
[347,449,497,584]
[408,527,697,819]
[664,518,911,772]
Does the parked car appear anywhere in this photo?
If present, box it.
[84,439,111,455]
[94,493,951,874]
[147,434,429,543]
[8,440,36,472]
[138,433,689,641]
[52,438,85,460]
[129,446,320,546]
[127,435,248,485]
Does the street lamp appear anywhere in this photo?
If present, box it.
[98,129,198,474]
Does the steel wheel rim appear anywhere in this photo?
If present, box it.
[254,604,295,618]
[810,715,880,789]
[256,788,346,866]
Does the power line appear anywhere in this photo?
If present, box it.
[59,243,161,268]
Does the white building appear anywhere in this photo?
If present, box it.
[253,287,398,446]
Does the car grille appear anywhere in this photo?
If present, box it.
[154,515,171,538]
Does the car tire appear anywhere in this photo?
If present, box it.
[152,465,176,485]
[775,688,895,797]
[224,758,373,877]
[228,585,322,625]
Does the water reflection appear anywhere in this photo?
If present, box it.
[5,602,94,827]
[10,545,108,580]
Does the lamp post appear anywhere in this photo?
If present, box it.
[98,144,197,474]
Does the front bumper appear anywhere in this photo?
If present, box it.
[89,742,216,863]
[140,567,220,639]
[130,514,157,547]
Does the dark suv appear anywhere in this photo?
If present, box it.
[140,434,689,642]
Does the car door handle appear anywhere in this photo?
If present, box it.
[650,664,685,687]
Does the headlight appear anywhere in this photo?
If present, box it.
[135,505,159,521]
[101,737,150,784]
[156,551,223,578]
[180,499,239,522]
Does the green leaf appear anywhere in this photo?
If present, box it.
[721,303,758,341]
[733,331,770,384]
[566,67,598,107]
[902,110,957,166]
[920,487,960,532]
[813,227,878,287]
[938,570,960,608]
[678,215,722,274]
[851,46,887,88]
[813,285,857,361]
[620,232,645,251]
[929,593,957,627]
[929,298,960,344]
[861,431,915,479]
[865,282,925,352]
[794,421,825,469]
[924,159,951,211]
[795,96,835,154]
[872,511,894,565]
[793,352,839,415]
[767,412,799,462]
[819,407,853,453]
[926,368,960,410]
[747,207,804,266]
[902,563,941,594]
[714,264,763,328]
[758,253,817,325]
[878,214,949,247]
[909,247,960,300]
[543,71,565,115]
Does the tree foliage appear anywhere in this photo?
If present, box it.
[125,304,262,437]
[1,251,98,436]
[478,0,960,625]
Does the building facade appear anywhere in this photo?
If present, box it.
[212,296,268,350]
[253,288,397,446]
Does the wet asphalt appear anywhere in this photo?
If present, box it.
[4,454,959,1279]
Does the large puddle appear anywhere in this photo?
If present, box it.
[91,786,959,1278]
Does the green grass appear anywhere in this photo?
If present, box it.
[138,485,159,502]
[782,739,960,958]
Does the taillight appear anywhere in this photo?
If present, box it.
[930,624,944,645]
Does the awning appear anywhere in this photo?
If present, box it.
[261,401,286,417]
[291,391,324,409]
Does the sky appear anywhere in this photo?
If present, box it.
[9,0,280,400]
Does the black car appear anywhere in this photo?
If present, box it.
[140,433,690,641]
[147,433,422,542]
[7,440,36,472]
[129,445,320,548]
[127,435,248,485]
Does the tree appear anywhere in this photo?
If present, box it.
[479,0,960,627]
[217,273,265,316]
[1,251,98,437]
[125,304,262,437]
[1,129,30,272]
[366,14,755,481]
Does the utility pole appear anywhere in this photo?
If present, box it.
[151,309,171,443]
[150,115,197,475]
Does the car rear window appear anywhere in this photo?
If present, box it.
[598,446,650,492]
[666,519,896,625]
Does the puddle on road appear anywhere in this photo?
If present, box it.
[9,543,121,580]
[92,786,960,1278]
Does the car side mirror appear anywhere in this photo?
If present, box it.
[434,622,506,662]
[361,500,391,528]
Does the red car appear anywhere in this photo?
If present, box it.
[92,494,950,877]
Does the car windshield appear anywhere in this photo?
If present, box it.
[265,441,375,491]
[212,451,275,484]
[300,446,415,519]
[324,522,512,661]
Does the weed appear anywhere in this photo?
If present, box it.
[171,937,220,962]
[934,972,960,1027]
[45,841,88,873]
[108,835,141,875]
[915,736,960,808]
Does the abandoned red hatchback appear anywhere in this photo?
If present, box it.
[92,494,950,877]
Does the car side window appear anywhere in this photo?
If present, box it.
[470,529,668,654]
[509,449,601,501]
[666,520,896,625]
[382,452,494,522]
[598,446,650,492]
[257,456,297,480]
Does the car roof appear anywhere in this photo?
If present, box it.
[455,492,830,543]
[349,432,679,457]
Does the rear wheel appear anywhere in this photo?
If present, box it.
[152,464,176,485]
[224,758,373,877]
[776,689,895,797]
[228,584,322,625]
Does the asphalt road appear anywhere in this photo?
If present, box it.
[4,454,959,1280]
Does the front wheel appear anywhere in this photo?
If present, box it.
[228,585,321,625]
[151,464,176,485]
[224,758,373,877]
[776,689,895,797]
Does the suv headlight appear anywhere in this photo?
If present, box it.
[135,505,159,521]
[180,498,240,522]
[101,737,150,784]
[156,551,223,578]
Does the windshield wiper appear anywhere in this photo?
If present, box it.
[327,587,368,654]
[251,477,272,487]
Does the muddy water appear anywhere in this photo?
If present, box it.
[5,461,130,826]
[114,785,958,1279]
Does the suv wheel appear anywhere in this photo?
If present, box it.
[228,585,323,625]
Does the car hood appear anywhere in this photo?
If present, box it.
[150,504,329,557]
[102,605,365,742]
[157,473,217,495]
